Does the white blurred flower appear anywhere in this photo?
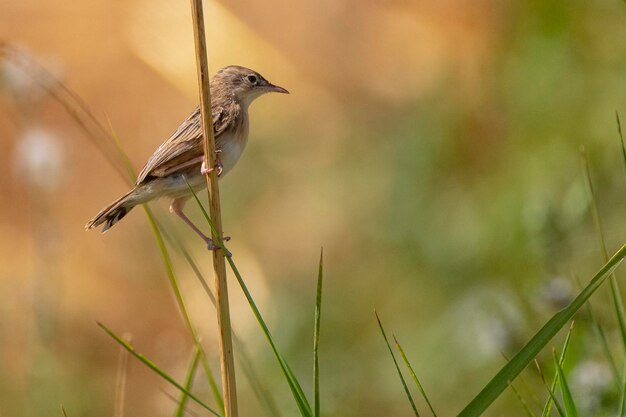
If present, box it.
[450,286,523,363]
[12,127,65,190]
[570,360,612,414]
[538,276,574,310]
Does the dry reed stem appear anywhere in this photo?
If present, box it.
[188,2,238,417]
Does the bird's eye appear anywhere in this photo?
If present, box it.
[246,75,258,84]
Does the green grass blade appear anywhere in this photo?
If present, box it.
[175,346,201,417]
[506,379,539,417]
[228,254,313,417]
[545,390,565,417]
[158,223,216,304]
[500,352,543,410]
[185,179,226,245]
[576,277,621,390]
[105,141,224,412]
[535,361,566,417]
[619,361,626,417]
[148,220,225,409]
[616,111,626,417]
[541,322,574,417]
[613,112,626,417]
[375,312,420,417]
[552,350,578,417]
[8,50,226,414]
[162,225,281,417]
[456,244,626,417]
[143,203,225,414]
[236,342,284,417]
[108,124,225,414]
[106,119,138,183]
[582,149,626,353]
[394,336,438,417]
[617,112,626,175]
[98,322,221,417]
[115,110,226,414]
[314,248,323,417]
[589,322,620,386]
[185,180,313,417]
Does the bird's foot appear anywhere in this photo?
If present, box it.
[205,235,232,257]
[200,150,223,177]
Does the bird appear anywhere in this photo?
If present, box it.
[85,65,289,249]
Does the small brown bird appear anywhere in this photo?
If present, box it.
[86,65,288,248]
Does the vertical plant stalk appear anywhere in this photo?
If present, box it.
[313,249,323,417]
[188,2,238,417]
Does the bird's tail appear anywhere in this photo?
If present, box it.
[85,188,142,232]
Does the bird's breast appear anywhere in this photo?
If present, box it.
[219,117,249,176]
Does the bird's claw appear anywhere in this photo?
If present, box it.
[200,151,223,177]
[206,235,232,257]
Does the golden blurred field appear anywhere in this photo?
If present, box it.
[3,1,626,416]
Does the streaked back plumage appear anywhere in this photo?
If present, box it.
[86,65,286,232]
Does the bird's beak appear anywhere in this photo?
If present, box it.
[266,83,289,94]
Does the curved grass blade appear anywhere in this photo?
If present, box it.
[175,346,201,417]
[541,322,573,417]
[237,341,283,417]
[314,248,323,417]
[162,391,203,417]
[186,180,313,417]
[552,350,578,417]
[110,96,228,416]
[162,229,282,417]
[375,312,420,417]
[141,191,224,414]
[535,361,565,417]
[511,383,538,417]
[619,361,626,417]
[1,45,130,182]
[500,351,541,414]
[576,277,621,389]
[98,322,221,417]
[5,48,226,414]
[506,379,538,417]
[456,244,626,417]
[107,134,224,414]
[394,336,437,417]
[617,112,626,177]
[160,223,282,417]
[228,255,312,417]
[106,119,138,183]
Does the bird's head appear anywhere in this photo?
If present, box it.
[211,65,289,107]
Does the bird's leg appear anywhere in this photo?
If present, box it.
[161,155,204,176]
[170,197,231,254]
[200,150,223,177]
[170,197,214,248]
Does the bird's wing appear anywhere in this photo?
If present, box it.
[136,106,230,184]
